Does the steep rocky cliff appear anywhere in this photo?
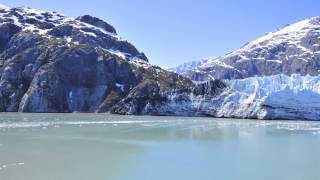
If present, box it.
[112,79,226,116]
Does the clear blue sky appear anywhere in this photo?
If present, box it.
[2,0,320,67]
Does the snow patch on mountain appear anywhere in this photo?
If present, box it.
[206,58,239,71]
[168,58,211,74]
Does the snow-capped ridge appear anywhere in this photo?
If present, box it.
[0,6,148,61]
[230,16,320,56]
[1,7,119,38]
[182,16,320,81]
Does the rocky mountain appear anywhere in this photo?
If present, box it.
[175,17,320,81]
[0,5,193,112]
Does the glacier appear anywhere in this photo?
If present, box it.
[217,74,320,120]
[135,74,320,120]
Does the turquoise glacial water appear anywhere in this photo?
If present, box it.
[0,113,320,180]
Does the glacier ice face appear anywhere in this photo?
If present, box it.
[122,74,320,120]
[217,74,320,120]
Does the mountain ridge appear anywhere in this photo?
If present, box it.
[172,16,320,81]
[0,5,148,62]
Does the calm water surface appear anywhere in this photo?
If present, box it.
[0,113,320,180]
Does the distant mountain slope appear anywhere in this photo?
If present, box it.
[168,58,210,74]
[180,17,320,81]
